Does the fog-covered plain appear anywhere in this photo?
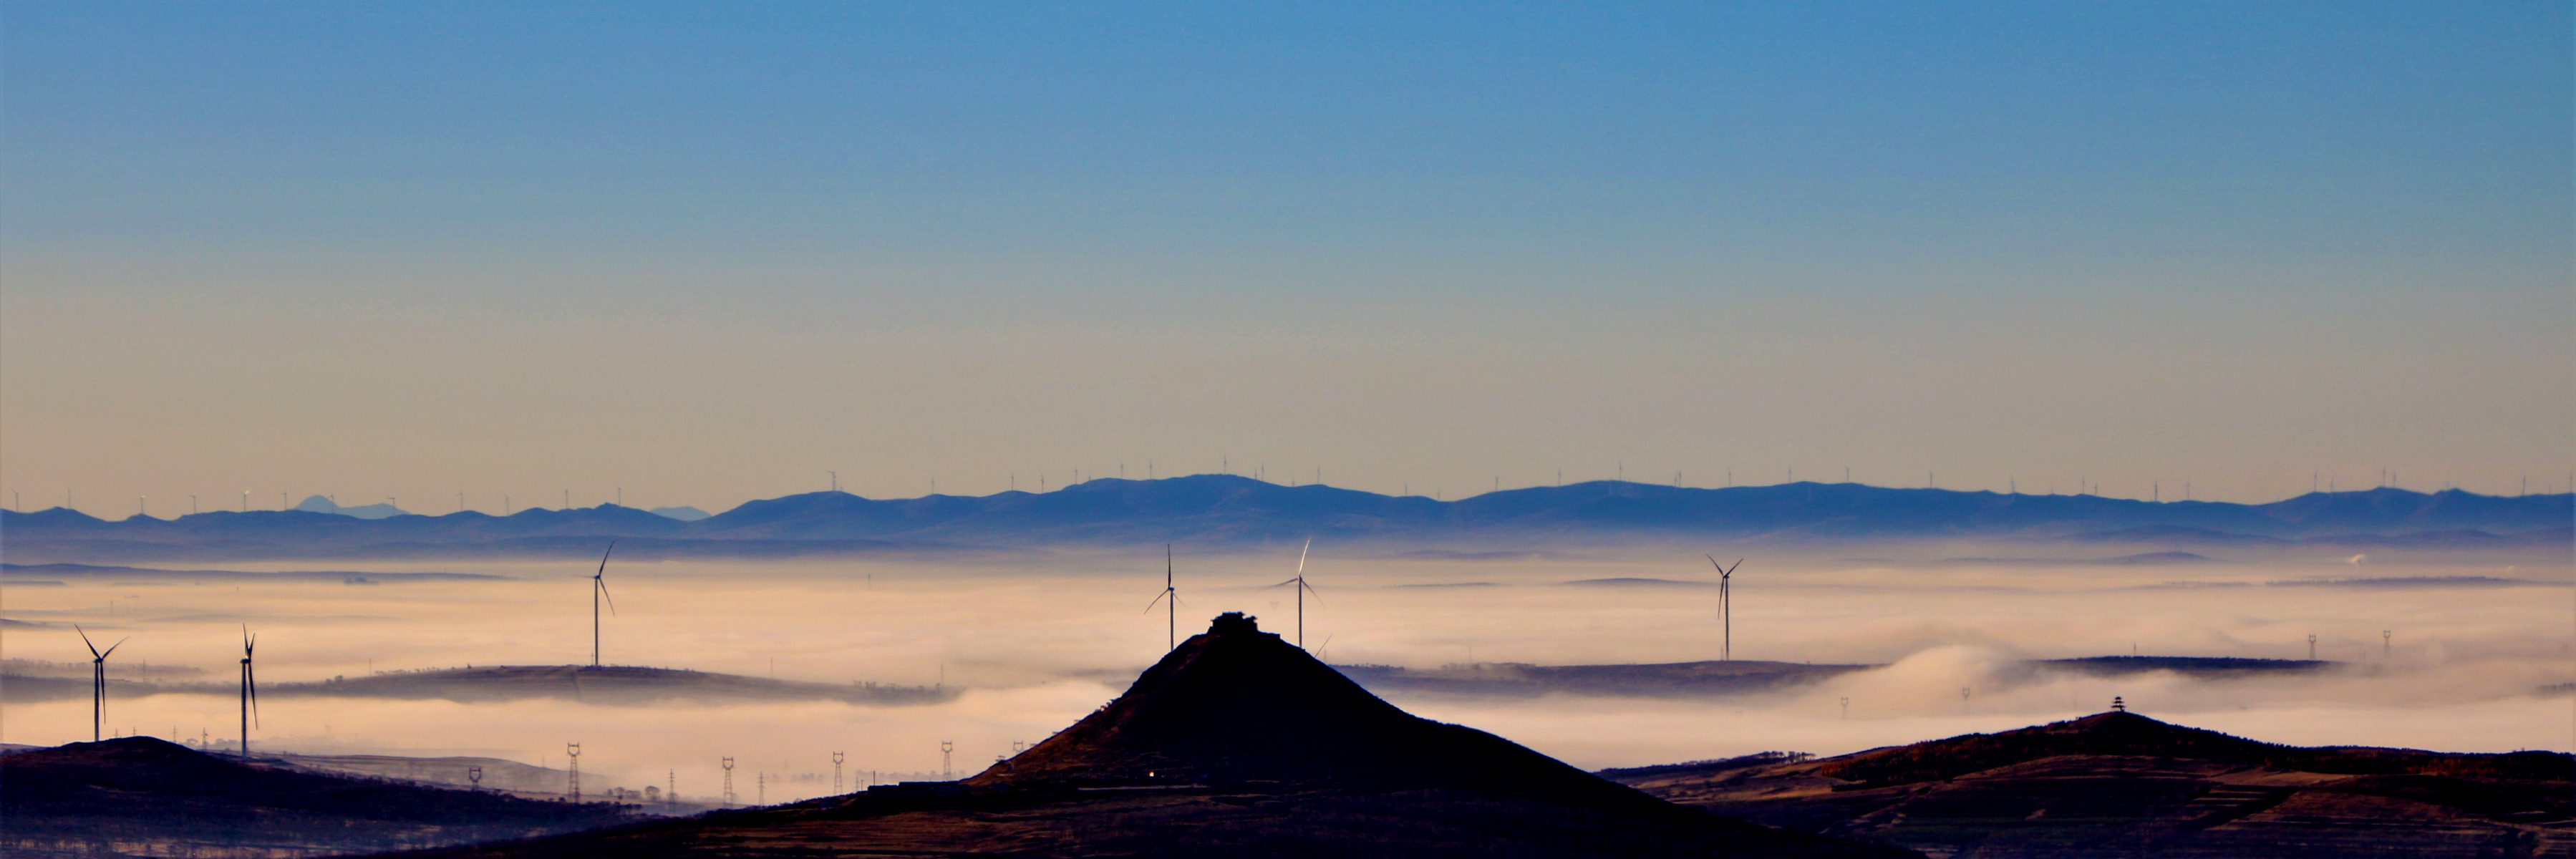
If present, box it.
[3,548,2565,805]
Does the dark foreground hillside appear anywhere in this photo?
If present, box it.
[0,737,632,858]
[1609,710,2574,858]
[400,613,1914,859]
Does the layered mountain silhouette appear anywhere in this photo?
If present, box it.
[1610,710,2573,858]
[4,476,2566,562]
[0,737,631,857]
[417,614,1912,858]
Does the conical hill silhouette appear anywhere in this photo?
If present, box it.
[412,613,1914,858]
[972,612,1639,805]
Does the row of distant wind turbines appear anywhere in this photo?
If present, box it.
[1146,538,1745,664]
[74,623,259,754]
[70,538,1751,787]
[70,541,621,757]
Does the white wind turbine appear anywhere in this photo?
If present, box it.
[1269,538,1322,649]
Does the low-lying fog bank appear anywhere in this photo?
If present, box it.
[3,546,2563,806]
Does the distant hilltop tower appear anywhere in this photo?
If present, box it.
[2111,696,2126,712]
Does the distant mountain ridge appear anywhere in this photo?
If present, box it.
[294,493,408,519]
[3,475,2566,563]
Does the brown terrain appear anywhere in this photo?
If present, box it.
[0,737,633,858]
[397,613,1915,858]
[1605,709,2574,858]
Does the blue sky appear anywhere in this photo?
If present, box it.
[9,3,2566,259]
[3,2,2567,510]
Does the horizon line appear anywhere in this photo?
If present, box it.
[6,474,2567,523]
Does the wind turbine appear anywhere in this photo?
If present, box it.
[1269,538,1322,649]
[591,543,618,667]
[76,625,126,742]
[239,627,259,757]
[1143,545,1178,651]
[1706,556,1742,661]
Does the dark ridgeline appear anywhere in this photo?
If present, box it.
[408,613,1914,859]
[2,477,2568,562]
[0,737,632,857]
[1804,710,2567,789]
[1610,710,2575,858]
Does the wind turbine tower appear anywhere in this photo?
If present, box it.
[239,628,259,757]
[1144,545,1179,650]
[77,626,126,742]
[1706,557,1743,661]
[1270,538,1322,649]
[591,543,619,667]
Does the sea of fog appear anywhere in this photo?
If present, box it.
[3,549,2566,805]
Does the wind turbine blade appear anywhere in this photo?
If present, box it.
[1705,554,1725,571]
[599,579,618,616]
[248,666,259,727]
[1143,591,1171,612]
[1726,558,1744,576]
[1267,578,1304,588]
[77,625,101,659]
[101,638,127,659]
[597,541,616,575]
[1296,538,1310,576]
[1301,581,1322,603]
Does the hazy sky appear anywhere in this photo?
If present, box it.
[4,1,2568,514]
